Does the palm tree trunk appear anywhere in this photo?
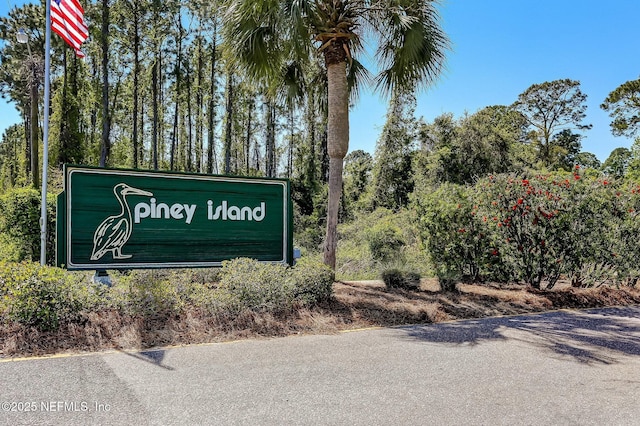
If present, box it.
[323,60,349,269]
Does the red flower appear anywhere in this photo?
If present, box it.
[517,198,523,204]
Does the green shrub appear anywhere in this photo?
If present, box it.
[413,182,498,285]
[413,170,640,289]
[477,170,622,289]
[218,258,294,312]
[218,258,334,312]
[0,188,56,263]
[112,269,183,315]
[290,257,334,303]
[381,268,421,290]
[366,221,406,262]
[336,209,431,281]
[0,262,91,330]
[478,173,575,288]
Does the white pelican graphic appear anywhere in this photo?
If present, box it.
[90,183,153,261]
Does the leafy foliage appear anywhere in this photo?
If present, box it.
[413,182,497,290]
[371,91,417,210]
[513,79,591,167]
[601,78,640,137]
[0,188,56,263]
[413,170,640,290]
[218,258,333,311]
[0,258,335,330]
[381,268,421,290]
[366,220,406,263]
[0,262,94,330]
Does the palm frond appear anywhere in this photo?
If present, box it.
[347,58,372,104]
[223,1,285,82]
[364,0,450,97]
[279,61,307,105]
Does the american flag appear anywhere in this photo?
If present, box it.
[50,0,88,58]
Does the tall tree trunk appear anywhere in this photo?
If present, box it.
[306,91,317,184]
[206,23,217,174]
[186,63,193,172]
[253,139,260,172]
[99,0,111,167]
[29,62,39,188]
[323,60,349,269]
[196,35,204,173]
[265,100,276,178]
[58,54,83,166]
[223,71,233,174]
[170,101,178,170]
[151,59,159,170]
[151,0,160,170]
[287,107,293,178]
[58,49,68,167]
[140,91,145,167]
[132,3,140,169]
[170,17,183,171]
[89,58,98,165]
[245,98,253,174]
[23,108,30,180]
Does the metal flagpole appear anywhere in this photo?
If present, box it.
[40,0,52,265]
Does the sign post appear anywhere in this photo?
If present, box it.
[57,166,293,270]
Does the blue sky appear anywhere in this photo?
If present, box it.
[351,0,640,162]
[2,0,639,162]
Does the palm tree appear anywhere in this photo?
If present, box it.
[224,0,449,269]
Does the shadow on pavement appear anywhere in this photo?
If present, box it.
[401,306,640,365]
[121,349,175,371]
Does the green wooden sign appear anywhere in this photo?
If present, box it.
[57,166,293,270]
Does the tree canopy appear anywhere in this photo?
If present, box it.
[601,78,640,138]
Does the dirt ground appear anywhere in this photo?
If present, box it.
[2,279,640,358]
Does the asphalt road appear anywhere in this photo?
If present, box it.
[1,306,639,425]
